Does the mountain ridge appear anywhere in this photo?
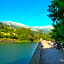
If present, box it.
[0,21,53,33]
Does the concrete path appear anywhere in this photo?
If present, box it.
[40,40,64,64]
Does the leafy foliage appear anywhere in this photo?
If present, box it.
[48,0,64,41]
[0,22,52,42]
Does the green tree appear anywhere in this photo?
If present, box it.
[48,0,64,41]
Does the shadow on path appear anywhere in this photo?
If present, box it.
[40,48,64,64]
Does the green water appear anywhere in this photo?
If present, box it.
[0,43,38,64]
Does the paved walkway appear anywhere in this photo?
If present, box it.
[40,40,64,64]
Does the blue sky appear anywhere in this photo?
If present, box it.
[0,0,52,26]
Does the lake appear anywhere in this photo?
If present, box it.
[0,43,38,64]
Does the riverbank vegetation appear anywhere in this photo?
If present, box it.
[48,0,64,43]
[0,22,52,43]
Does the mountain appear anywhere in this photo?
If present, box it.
[31,25,53,33]
[0,21,30,28]
[0,21,53,33]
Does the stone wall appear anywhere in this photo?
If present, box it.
[30,42,41,64]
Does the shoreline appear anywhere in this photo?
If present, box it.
[0,39,39,44]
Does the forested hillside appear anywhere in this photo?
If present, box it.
[0,22,52,42]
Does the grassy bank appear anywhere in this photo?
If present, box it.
[0,38,39,44]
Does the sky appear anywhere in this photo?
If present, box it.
[0,0,52,26]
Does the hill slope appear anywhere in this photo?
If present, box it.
[0,21,53,33]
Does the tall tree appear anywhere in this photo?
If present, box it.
[48,0,64,41]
